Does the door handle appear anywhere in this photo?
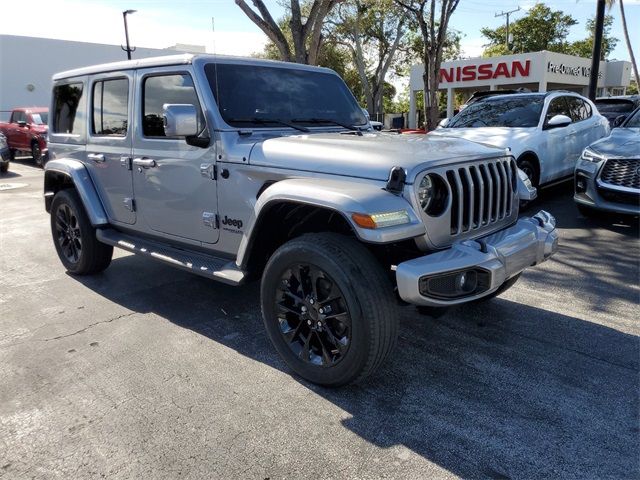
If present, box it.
[87,153,105,163]
[132,157,156,168]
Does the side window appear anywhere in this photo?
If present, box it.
[142,73,204,138]
[52,83,86,135]
[566,97,590,122]
[12,111,26,123]
[546,97,572,123]
[92,78,129,136]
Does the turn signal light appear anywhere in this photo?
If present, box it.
[351,210,410,229]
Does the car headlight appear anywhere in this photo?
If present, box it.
[581,148,605,163]
[0,136,7,149]
[417,173,448,216]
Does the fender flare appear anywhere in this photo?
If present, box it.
[44,158,108,226]
[236,177,426,268]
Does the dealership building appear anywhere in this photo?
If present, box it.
[0,35,205,120]
[408,50,633,128]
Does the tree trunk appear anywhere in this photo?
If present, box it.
[619,0,640,88]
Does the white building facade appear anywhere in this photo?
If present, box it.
[0,35,204,119]
[408,50,632,128]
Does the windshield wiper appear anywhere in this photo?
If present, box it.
[227,117,309,133]
[291,118,363,134]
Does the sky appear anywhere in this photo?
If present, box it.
[2,0,639,62]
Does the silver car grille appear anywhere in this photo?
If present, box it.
[416,157,518,248]
[599,158,640,190]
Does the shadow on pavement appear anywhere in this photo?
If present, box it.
[73,250,639,478]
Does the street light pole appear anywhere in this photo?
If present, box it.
[121,9,137,60]
[588,0,606,100]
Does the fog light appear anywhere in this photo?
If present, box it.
[575,174,588,193]
[419,268,490,300]
[455,270,477,294]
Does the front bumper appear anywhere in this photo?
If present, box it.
[395,210,558,306]
[574,159,639,215]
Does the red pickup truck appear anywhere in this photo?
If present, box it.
[0,107,49,166]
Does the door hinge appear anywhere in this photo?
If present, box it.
[120,156,132,170]
[124,197,136,212]
[202,212,219,229]
[200,163,217,180]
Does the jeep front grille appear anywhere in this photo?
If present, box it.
[415,156,519,249]
[445,158,517,236]
[599,158,640,190]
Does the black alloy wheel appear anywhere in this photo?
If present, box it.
[32,142,43,167]
[276,263,351,367]
[54,202,82,264]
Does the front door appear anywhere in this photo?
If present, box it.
[84,71,136,225]
[131,68,219,244]
[541,96,576,183]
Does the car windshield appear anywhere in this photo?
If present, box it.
[204,63,367,129]
[624,108,640,128]
[31,113,48,125]
[447,96,544,128]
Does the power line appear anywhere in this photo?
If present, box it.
[495,6,521,51]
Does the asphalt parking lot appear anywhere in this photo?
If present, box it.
[1,159,638,479]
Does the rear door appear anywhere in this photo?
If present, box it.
[566,97,597,174]
[85,71,136,225]
[131,67,219,244]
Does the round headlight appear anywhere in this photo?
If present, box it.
[418,175,434,210]
[417,173,448,217]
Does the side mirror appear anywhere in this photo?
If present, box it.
[611,114,627,128]
[17,120,27,128]
[163,104,199,137]
[438,118,449,129]
[546,114,572,129]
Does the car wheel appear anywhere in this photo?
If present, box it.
[473,273,521,303]
[31,142,43,167]
[517,158,539,188]
[261,233,398,387]
[0,162,8,173]
[9,149,16,161]
[50,189,113,275]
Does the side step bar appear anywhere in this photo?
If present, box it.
[96,228,245,286]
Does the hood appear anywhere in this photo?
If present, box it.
[249,132,507,182]
[31,125,48,135]
[588,128,639,158]
[429,127,534,152]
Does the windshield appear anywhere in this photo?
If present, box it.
[624,108,640,128]
[447,96,544,128]
[31,113,48,125]
[204,63,367,129]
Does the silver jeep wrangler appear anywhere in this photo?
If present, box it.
[45,54,558,386]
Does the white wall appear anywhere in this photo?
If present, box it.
[0,35,193,119]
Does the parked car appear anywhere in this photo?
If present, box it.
[0,133,10,173]
[0,107,49,166]
[430,92,609,188]
[594,95,640,127]
[44,54,558,386]
[458,88,532,112]
[574,106,639,217]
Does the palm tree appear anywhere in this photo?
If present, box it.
[607,0,640,90]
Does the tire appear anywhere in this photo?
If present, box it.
[31,141,43,167]
[0,162,7,173]
[50,189,113,275]
[260,233,399,387]
[9,149,16,161]
[474,273,521,303]
[517,157,540,188]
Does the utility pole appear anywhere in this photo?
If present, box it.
[121,9,137,60]
[495,7,521,52]
[588,0,606,100]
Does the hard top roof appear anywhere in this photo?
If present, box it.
[52,53,334,81]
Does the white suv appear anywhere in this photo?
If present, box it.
[431,92,609,187]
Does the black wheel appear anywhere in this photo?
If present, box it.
[50,189,113,275]
[0,162,7,173]
[474,273,521,303]
[261,233,398,387]
[9,149,16,161]
[31,142,43,167]
[517,157,539,188]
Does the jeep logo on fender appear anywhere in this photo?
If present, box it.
[221,216,243,229]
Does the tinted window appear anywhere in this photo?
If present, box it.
[566,97,591,121]
[52,83,85,135]
[546,97,572,122]
[92,78,129,136]
[447,96,544,128]
[12,111,26,123]
[31,113,48,125]
[204,63,367,128]
[624,108,640,128]
[143,74,203,137]
[595,101,636,114]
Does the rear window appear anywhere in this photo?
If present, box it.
[52,82,86,135]
[595,100,635,114]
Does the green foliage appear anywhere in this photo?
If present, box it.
[566,15,618,60]
[627,80,638,95]
[481,3,577,55]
